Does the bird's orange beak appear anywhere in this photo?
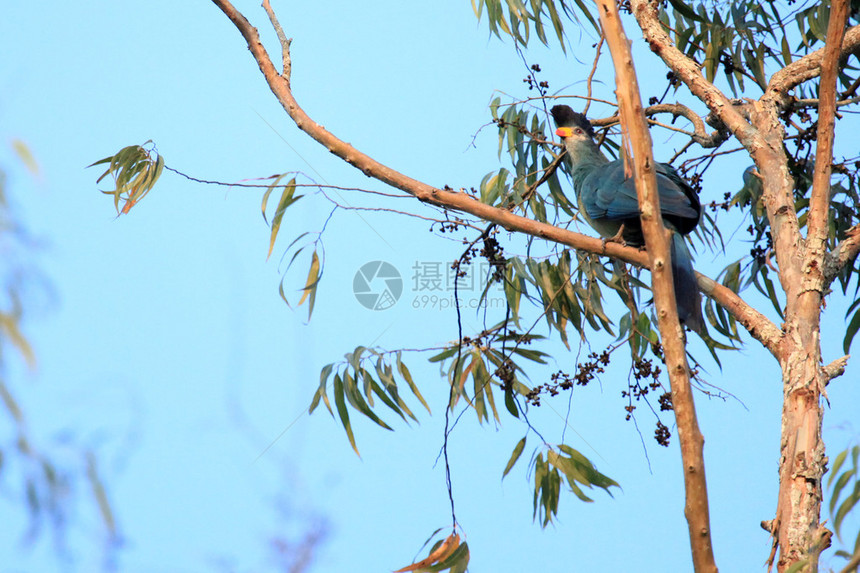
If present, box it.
[556,127,573,138]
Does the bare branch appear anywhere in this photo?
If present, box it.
[630,0,763,152]
[262,0,291,77]
[583,35,605,117]
[823,355,850,384]
[696,274,785,357]
[766,25,860,100]
[596,1,717,571]
[209,0,657,261]
[806,0,851,292]
[644,104,730,148]
[824,224,860,283]
[792,95,860,109]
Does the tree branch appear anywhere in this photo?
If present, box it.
[806,0,850,283]
[766,25,860,100]
[823,354,850,384]
[632,0,805,335]
[596,1,717,571]
[209,0,657,259]
[594,103,731,148]
[696,274,784,356]
[644,104,730,148]
[262,0,291,77]
[630,0,763,152]
[824,224,860,283]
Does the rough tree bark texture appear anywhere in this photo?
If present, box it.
[596,1,717,571]
[770,1,849,569]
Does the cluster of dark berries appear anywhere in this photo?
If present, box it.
[622,358,663,420]
[525,352,609,406]
[750,244,767,265]
[707,191,735,213]
[524,372,567,406]
[495,358,515,391]
[658,392,673,412]
[719,51,737,75]
[578,351,610,385]
[632,357,661,382]
[686,172,703,195]
[437,220,463,234]
[667,71,681,88]
[748,230,773,265]
[523,64,549,94]
[655,421,671,447]
[481,235,507,283]
[452,242,480,278]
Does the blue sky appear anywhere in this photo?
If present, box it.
[1,1,859,571]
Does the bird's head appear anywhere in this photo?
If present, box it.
[550,105,595,142]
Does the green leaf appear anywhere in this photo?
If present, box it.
[342,370,393,431]
[504,381,519,418]
[669,0,705,22]
[430,541,470,573]
[333,373,359,456]
[397,354,431,414]
[264,176,302,259]
[844,308,860,354]
[298,249,322,320]
[309,363,335,415]
[502,436,527,478]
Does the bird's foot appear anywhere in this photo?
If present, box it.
[601,224,627,251]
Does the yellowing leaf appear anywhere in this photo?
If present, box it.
[297,249,322,320]
[393,533,460,572]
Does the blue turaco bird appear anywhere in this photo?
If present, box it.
[550,104,705,333]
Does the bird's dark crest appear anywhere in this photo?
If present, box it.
[550,105,595,138]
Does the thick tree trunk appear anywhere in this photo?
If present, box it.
[774,339,830,572]
[755,148,831,571]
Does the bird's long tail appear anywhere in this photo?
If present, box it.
[670,233,705,334]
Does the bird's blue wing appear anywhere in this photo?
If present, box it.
[579,160,699,226]
[578,161,639,221]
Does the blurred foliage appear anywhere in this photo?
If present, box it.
[4,139,118,565]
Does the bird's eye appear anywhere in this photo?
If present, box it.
[574,128,583,134]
